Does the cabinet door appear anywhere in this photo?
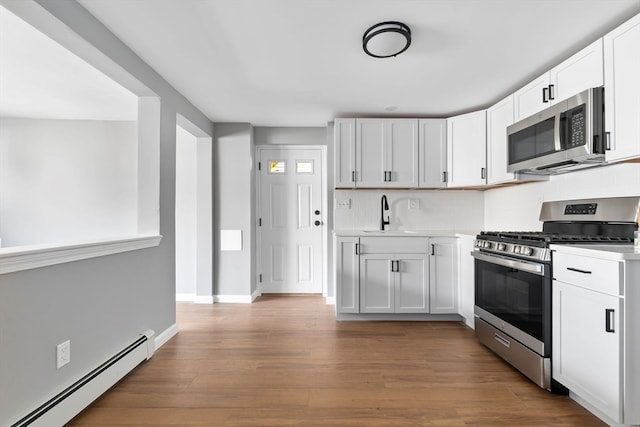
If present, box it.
[334,119,356,188]
[429,238,458,313]
[356,119,386,187]
[486,95,515,185]
[386,119,419,187]
[360,254,394,313]
[418,119,447,188]
[457,237,475,328]
[550,39,603,103]
[553,280,622,423]
[335,237,359,313]
[604,13,640,162]
[395,254,429,313]
[513,73,550,121]
[446,110,487,187]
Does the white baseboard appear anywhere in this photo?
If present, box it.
[154,323,178,349]
[176,294,214,304]
[325,296,336,305]
[214,294,254,303]
[176,293,195,302]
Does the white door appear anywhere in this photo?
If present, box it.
[259,147,323,293]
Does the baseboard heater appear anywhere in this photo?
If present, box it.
[11,329,155,427]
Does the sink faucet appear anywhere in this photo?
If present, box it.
[380,194,390,231]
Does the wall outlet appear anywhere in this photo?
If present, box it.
[408,199,419,210]
[336,198,351,209]
[57,340,70,369]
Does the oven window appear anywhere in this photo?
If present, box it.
[475,260,545,342]
[508,116,556,164]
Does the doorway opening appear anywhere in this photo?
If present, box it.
[175,117,213,303]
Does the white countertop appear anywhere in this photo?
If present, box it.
[550,243,640,261]
[333,229,479,239]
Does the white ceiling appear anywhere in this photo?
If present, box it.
[5,1,640,126]
[0,6,138,121]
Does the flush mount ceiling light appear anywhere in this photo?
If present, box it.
[362,21,411,58]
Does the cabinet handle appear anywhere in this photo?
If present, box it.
[605,308,615,333]
[390,260,397,272]
[605,132,611,151]
[442,171,448,183]
[351,171,356,182]
[548,84,555,100]
[481,167,486,180]
[387,171,392,182]
[566,267,592,274]
[430,244,435,256]
[542,86,549,103]
[355,243,360,255]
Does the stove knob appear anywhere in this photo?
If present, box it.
[513,246,521,254]
[484,241,492,249]
[497,243,506,251]
[523,247,534,256]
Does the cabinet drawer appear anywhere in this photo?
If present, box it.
[553,252,622,296]
[359,237,428,254]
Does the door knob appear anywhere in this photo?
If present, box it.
[314,220,322,226]
[314,210,320,215]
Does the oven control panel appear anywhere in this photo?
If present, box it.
[564,203,597,215]
[474,239,550,262]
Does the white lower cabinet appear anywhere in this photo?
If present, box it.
[335,237,359,313]
[551,248,640,426]
[553,280,621,422]
[360,252,429,313]
[429,237,458,313]
[457,236,475,328]
[335,235,460,316]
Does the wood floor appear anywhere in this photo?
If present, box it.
[68,295,604,426]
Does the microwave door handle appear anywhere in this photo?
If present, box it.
[554,112,562,151]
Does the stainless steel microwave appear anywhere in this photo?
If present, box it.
[507,87,605,174]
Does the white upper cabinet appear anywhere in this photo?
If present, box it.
[386,119,419,188]
[514,39,604,122]
[446,110,487,187]
[418,119,447,188]
[356,119,387,187]
[486,94,515,185]
[334,118,357,187]
[603,13,640,162]
[335,118,418,188]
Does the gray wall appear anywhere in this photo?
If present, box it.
[213,123,256,297]
[0,1,213,423]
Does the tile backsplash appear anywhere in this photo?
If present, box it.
[334,189,484,232]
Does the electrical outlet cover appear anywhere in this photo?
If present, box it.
[57,340,70,369]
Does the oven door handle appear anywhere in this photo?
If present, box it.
[471,251,546,276]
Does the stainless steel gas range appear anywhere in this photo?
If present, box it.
[472,196,639,391]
